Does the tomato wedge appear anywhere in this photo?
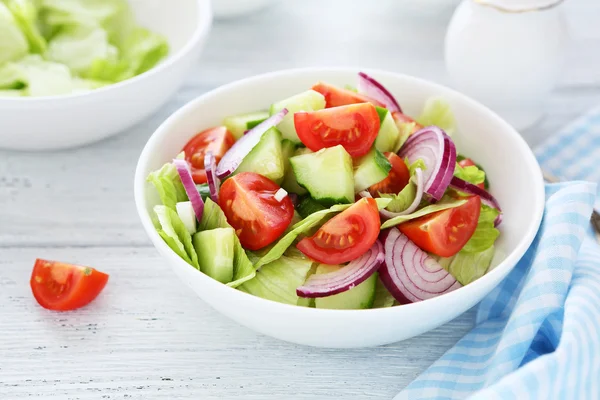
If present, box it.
[182,126,235,184]
[312,82,384,108]
[219,172,294,250]
[398,196,481,257]
[368,152,411,196]
[296,198,380,264]
[294,103,380,157]
[458,158,485,189]
[392,112,423,135]
[30,259,109,311]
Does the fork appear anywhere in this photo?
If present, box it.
[542,169,600,239]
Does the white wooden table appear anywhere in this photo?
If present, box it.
[1,1,599,399]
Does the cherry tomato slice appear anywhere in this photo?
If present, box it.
[296,198,380,264]
[30,259,109,311]
[458,158,485,189]
[294,103,380,157]
[392,112,423,135]
[312,82,384,108]
[219,172,294,250]
[398,196,481,257]
[368,152,411,197]
[182,126,235,184]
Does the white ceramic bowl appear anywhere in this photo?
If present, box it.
[211,0,278,19]
[0,0,212,151]
[134,68,545,348]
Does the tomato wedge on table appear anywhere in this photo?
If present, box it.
[182,126,235,184]
[294,103,380,157]
[312,82,384,108]
[219,172,294,250]
[398,195,481,257]
[368,152,411,197]
[30,259,109,311]
[296,198,380,264]
[458,158,485,189]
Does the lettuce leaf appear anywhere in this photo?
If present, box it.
[14,55,75,96]
[379,158,425,213]
[438,245,495,285]
[380,197,467,230]
[0,2,28,64]
[454,162,485,186]
[154,205,199,269]
[4,0,46,54]
[372,278,396,308]
[461,205,500,253]
[198,199,256,288]
[416,97,456,135]
[0,61,25,89]
[147,161,187,212]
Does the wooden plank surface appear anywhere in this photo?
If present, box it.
[1,0,599,399]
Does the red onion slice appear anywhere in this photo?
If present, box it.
[380,228,461,304]
[450,176,503,226]
[296,240,384,298]
[357,72,402,113]
[204,151,220,203]
[399,126,456,201]
[173,159,205,221]
[216,109,288,178]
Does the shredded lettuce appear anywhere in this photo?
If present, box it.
[454,163,485,186]
[147,161,188,212]
[4,0,46,54]
[461,205,500,254]
[394,121,416,152]
[379,158,425,213]
[198,199,256,288]
[380,197,467,230]
[154,205,199,269]
[438,245,495,285]
[0,2,28,64]
[372,278,396,308]
[416,97,456,135]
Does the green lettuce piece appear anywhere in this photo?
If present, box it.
[238,256,314,305]
[0,62,25,89]
[0,2,28,64]
[0,89,23,97]
[147,161,187,212]
[380,197,467,230]
[416,97,456,135]
[380,159,425,213]
[154,205,199,269]
[4,0,46,54]
[438,245,495,285]
[461,205,500,253]
[13,55,74,96]
[372,278,395,308]
[454,162,485,186]
[394,121,416,152]
[198,199,256,288]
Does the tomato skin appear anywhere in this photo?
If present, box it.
[294,103,380,157]
[30,259,109,311]
[458,158,485,189]
[392,112,423,135]
[182,126,235,184]
[296,198,381,264]
[312,82,384,108]
[219,172,294,250]
[368,152,411,196]
[398,196,481,257]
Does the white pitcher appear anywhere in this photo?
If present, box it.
[445,0,568,131]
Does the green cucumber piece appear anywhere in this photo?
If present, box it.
[269,90,326,143]
[290,145,354,206]
[374,106,401,153]
[296,196,327,219]
[196,184,210,201]
[281,139,307,195]
[193,227,235,284]
[353,147,392,193]
[314,265,378,310]
[223,111,269,140]
[294,147,313,156]
[234,127,284,183]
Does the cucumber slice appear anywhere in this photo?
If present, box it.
[353,147,392,193]
[281,139,307,195]
[374,106,401,153]
[234,127,284,183]
[196,184,210,201]
[314,265,378,310]
[293,147,313,156]
[296,196,327,219]
[193,227,235,284]
[269,90,326,143]
[223,111,269,140]
[290,145,354,206]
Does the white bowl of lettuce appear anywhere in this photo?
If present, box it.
[0,0,211,151]
[134,68,544,348]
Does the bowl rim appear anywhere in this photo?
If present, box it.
[134,67,545,316]
[0,0,212,104]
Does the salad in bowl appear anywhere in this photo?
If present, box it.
[145,72,503,310]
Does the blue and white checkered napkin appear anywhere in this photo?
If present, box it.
[396,107,600,400]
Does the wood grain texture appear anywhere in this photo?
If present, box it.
[1,0,599,398]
